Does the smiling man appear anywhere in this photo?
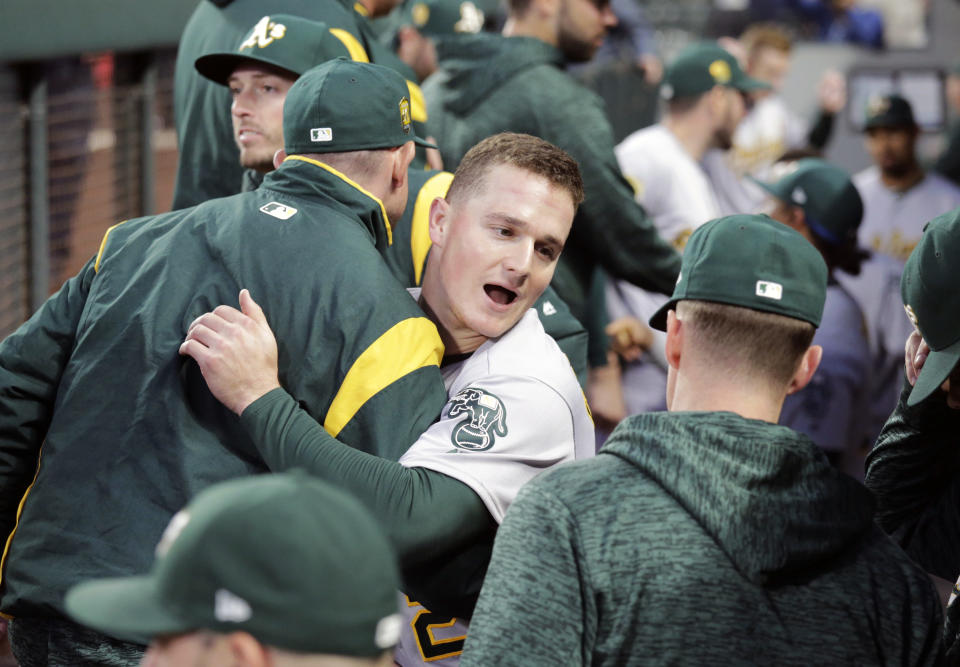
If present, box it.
[180,132,596,665]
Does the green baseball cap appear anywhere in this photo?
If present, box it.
[650,214,828,331]
[863,93,916,130]
[64,471,402,656]
[283,58,436,154]
[195,15,352,86]
[753,159,863,247]
[660,42,770,101]
[400,0,486,36]
[900,208,960,406]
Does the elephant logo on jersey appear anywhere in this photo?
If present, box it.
[448,388,507,451]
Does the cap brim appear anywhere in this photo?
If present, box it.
[413,136,438,150]
[195,53,299,86]
[649,298,678,332]
[65,576,191,644]
[732,74,771,93]
[748,176,782,200]
[907,337,960,406]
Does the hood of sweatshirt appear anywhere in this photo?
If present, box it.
[601,411,875,584]
[433,34,563,116]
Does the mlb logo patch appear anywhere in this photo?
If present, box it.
[755,280,783,300]
[260,202,298,220]
[310,127,333,142]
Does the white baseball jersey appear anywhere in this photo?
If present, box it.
[615,123,721,248]
[394,303,595,666]
[612,124,723,416]
[854,167,960,264]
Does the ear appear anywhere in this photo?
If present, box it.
[392,142,415,186]
[664,309,683,371]
[531,0,560,21]
[428,196,450,247]
[272,149,287,170]
[226,632,271,667]
[786,344,822,395]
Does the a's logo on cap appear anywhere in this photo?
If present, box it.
[412,2,430,27]
[310,127,333,142]
[260,202,298,220]
[791,186,807,205]
[867,94,891,119]
[708,60,732,84]
[399,98,412,134]
[756,280,783,300]
[214,589,252,623]
[904,303,919,328]
[239,16,287,50]
[455,1,485,33]
[155,510,190,558]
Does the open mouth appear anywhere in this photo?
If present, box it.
[484,284,517,305]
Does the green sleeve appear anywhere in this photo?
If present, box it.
[241,388,496,567]
[543,80,681,297]
[461,481,591,666]
[0,257,96,541]
[864,377,960,580]
[806,109,835,151]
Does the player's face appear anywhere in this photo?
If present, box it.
[864,126,918,177]
[425,164,575,351]
[748,46,790,93]
[556,0,618,64]
[713,86,748,150]
[140,631,229,667]
[229,65,296,173]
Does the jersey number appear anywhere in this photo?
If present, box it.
[408,599,465,661]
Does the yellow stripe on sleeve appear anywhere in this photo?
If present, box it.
[411,171,454,285]
[406,80,428,123]
[328,28,370,62]
[324,317,443,437]
[94,221,127,273]
[0,446,44,614]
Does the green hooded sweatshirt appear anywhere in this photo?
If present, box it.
[463,411,944,665]
[422,34,681,325]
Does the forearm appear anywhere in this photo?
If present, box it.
[865,378,960,578]
[806,109,835,150]
[241,388,494,566]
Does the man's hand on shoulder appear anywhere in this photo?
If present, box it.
[180,289,281,415]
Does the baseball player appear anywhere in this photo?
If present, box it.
[65,472,403,667]
[194,14,588,386]
[173,0,431,209]
[610,41,767,416]
[461,214,943,666]
[854,93,960,264]
[180,133,596,665]
[0,60,447,666]
[754,159,872,473]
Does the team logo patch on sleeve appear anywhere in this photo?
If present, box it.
[447,388,507,452]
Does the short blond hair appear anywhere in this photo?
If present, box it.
[740,23,793,59]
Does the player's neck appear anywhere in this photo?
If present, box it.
[417,290,487,357]
[663,115,711,162]
[669,372,784,423]
[880,162,924,192]
[502,16,556,47]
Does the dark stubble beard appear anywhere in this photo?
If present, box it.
[557,30,598,64]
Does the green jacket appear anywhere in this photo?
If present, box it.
[172,0,430,209]
[383,168,590,386]
[0,156,447,620]
[865,380,960,581]
[422,34,680,323]
[464,411,943,665]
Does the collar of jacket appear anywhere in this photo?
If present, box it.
[264,155,393,247]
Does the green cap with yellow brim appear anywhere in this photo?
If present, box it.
[649,214,828,331]
[283,59,437,154]
[195,15,354,86]
[901,207,960,406]
[65,471,402,656]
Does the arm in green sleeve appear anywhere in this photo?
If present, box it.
[241,388,496,568]
[864,377,960,580]
[806,109,835,151]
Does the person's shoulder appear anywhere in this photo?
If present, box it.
[481,311,580,386]
[922,170,960,199]
[853,166,881,189]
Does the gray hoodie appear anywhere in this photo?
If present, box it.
[463,411,944,665]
